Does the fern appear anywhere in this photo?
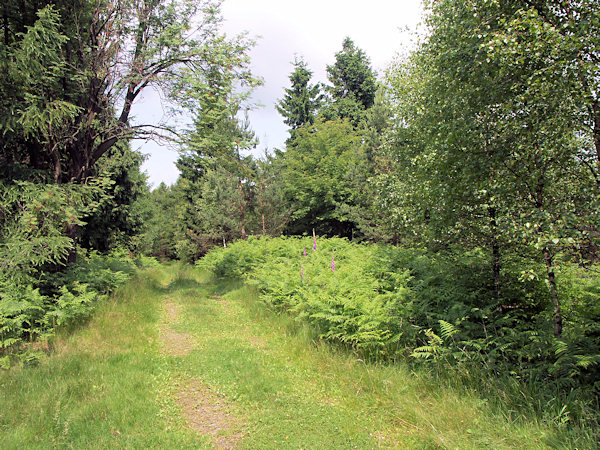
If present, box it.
[439,320,458,340]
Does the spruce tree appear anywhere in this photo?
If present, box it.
[276,57,323,141]
[323,37,377,125]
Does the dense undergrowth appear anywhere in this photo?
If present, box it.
[0,250,159,367]
[198,236,600,442]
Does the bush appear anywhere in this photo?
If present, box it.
[199,236,415,357]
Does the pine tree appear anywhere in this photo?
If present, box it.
[276,57,323,141]
[323,37,377,125]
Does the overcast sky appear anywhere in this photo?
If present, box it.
[136,0,424,188]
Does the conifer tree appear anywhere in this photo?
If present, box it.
[322,37,377,125]
[276,57,323,141]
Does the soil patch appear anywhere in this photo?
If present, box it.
[161,301,196,356]
[160,329,196,356]
[165,301,180,323]
[176,380,245,448]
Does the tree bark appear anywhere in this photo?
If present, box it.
[543,247,563,337]
[488,206,501,304]
[64,223,80,264]
[593,100,600,168]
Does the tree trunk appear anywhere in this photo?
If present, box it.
[543,247,563,337]
[259,180,266,236]
[593,100,600,169]
[65,223,80,264]
[238,178,246,239]
[488,206,501,304]
[486,206,501,299]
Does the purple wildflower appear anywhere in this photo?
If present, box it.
[303,248,307,257]
[331,252,335,272]
[301,265,304,280]
[313,236,317,252]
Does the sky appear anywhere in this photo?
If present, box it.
[136,0,424,188]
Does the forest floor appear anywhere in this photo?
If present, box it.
[0,264,566,448]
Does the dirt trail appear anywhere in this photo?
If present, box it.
[160,296,245,448]
[160,301,196,356]
[176,380,245,449]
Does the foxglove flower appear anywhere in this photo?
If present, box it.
[331,252,335,272]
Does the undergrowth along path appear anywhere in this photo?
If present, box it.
[0,264,562,448]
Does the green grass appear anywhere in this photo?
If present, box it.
[0,264,589,448]
[0,266,205,449]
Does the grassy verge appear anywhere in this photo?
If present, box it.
[0,265,204,448]
[0,264,587,448]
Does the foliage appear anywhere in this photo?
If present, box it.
[4,264,587,448]
[187,166,244,253]
[199,236,413,357]
[137,182,183,260]
[0,5,83,182]
[0,179,108,282]
[379,0,600,339]
[199,237,600,425]
[276,57,323,141]
[0,246,157,356]
[0,1,255,184]
[0,1,253,354]
[278,119,367,237]
[321,37,378,126]
[80,142,150,253]
[173,29,261,252]
[0,264,205,448]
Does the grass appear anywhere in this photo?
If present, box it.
[0,263,589,448]
[0,266,204,448]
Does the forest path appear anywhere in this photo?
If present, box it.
[158,266,397,448]
[157,265,547,449]
[0,264,552,449]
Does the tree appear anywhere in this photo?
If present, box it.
[254,152,291,236]
[518,0,600,187]
[175,45,261,253]
[382,0,599,337]
[0,0,255,184]
[280,119,366,237]
[276,57,323,141]
[138,182,182,260]
[322,37,378,125]
[79,142,149,253]
[0,0,258,265]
